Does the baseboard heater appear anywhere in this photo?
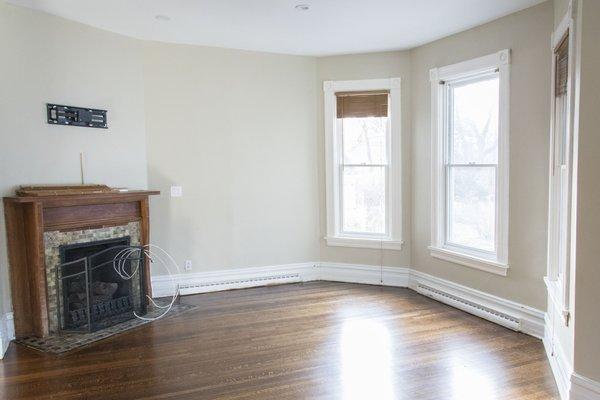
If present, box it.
[178,273,302,295]
[415,283,520,331]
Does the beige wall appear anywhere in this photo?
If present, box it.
[554,0,571,27]
[2,0,588,357]
[572,0,600,383]
[142,42,319,274]
[410,2,553,310]
[0,3,148,316]
[316,52,412,268]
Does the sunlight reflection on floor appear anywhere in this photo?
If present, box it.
[450,355,498,400]
[340,318,394,400]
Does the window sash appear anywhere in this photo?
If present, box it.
[442,72,501,257]
[337,114,391,238]
[444,164,498,255]
[339,165,389,237]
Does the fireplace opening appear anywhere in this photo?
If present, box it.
[57,237,147,332]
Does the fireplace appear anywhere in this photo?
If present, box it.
[57,237,147,332]
[3,187,159,338]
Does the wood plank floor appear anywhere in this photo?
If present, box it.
[0,282,558,399]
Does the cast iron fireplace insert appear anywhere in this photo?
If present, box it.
[57,237,147,332]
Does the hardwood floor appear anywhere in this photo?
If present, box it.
[0,282,558,399]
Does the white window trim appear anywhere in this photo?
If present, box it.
[545,1,578,326]
[429,50,510,276]
[323,78,403,250]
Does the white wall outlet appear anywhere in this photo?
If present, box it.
[184,260,193,271]
[170,186,183,197]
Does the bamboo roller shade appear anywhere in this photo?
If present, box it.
[555,34,569,96]
[336,90,389,118]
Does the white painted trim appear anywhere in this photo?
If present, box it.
[152,262,543,340]
[544,276,570,325]
[546,0,578,327]
[429,246,509,276]
[571,373,600,400]
[151,262,318,297]
[324,236,403,250]
[0,312,15,359]
[544,312,573,399]
[323,78,403,249]
[318,262,410,287]
[410,270,544,338]
[431,49,510,82]
[429,50,511,273]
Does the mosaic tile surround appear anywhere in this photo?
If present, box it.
[44,222,141,333]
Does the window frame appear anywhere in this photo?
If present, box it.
[545,4,577,326]
[429,50,511,276]
[323,78,403,250]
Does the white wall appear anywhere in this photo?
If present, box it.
[316,52,412,268]
[0,2,148,318]
[142,42,319,274]
[410,1,554,310]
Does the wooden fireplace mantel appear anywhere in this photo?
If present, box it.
[3,189,160,338]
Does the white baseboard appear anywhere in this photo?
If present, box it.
[152,262,543,339]
[151,262,318,297]
[409,270,545,338]
[318,262,410,287]
[571,373,600,400]
[0,312,15,359]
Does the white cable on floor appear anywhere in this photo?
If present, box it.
[112,244,181,322]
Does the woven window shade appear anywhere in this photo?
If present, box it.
[555,35,569,96]
[336,91,389,118]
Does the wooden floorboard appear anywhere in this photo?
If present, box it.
[0,282,558,399]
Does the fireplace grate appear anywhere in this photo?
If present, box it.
[57,241,147,333]
[70,295,133,327]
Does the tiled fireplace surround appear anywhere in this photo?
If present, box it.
[44,221,141,333]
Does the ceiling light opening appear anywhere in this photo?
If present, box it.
[155,15,171,22]
[295,4,310,11]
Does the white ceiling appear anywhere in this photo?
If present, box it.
[8,0,546,56]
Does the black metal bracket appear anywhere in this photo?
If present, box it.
[47,103,108,129]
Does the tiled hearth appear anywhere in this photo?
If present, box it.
[15,300,195,354]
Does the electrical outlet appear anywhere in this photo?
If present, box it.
[170,186,183,197]
[184,260,193,271]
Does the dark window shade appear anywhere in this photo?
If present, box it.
[555,34,569,96]
[336,91,389,118]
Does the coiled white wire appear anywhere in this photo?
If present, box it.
[112,244,180,321]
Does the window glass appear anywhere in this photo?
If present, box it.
[446,73,499,253]
[450,77,499,164]
[447,166,496,251]
[342,117,388,165]
[342,166,386,234]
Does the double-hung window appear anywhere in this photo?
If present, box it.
[430,50,510,275]
[546,10,576,325]
[324,79,402,250]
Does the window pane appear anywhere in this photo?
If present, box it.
[450,76,499,164]
[447,166,495,251]
[342,166,385,234]
[342,117,387,165]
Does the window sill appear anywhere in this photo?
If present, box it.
[325,236,404,251]
[428,246,508,276]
